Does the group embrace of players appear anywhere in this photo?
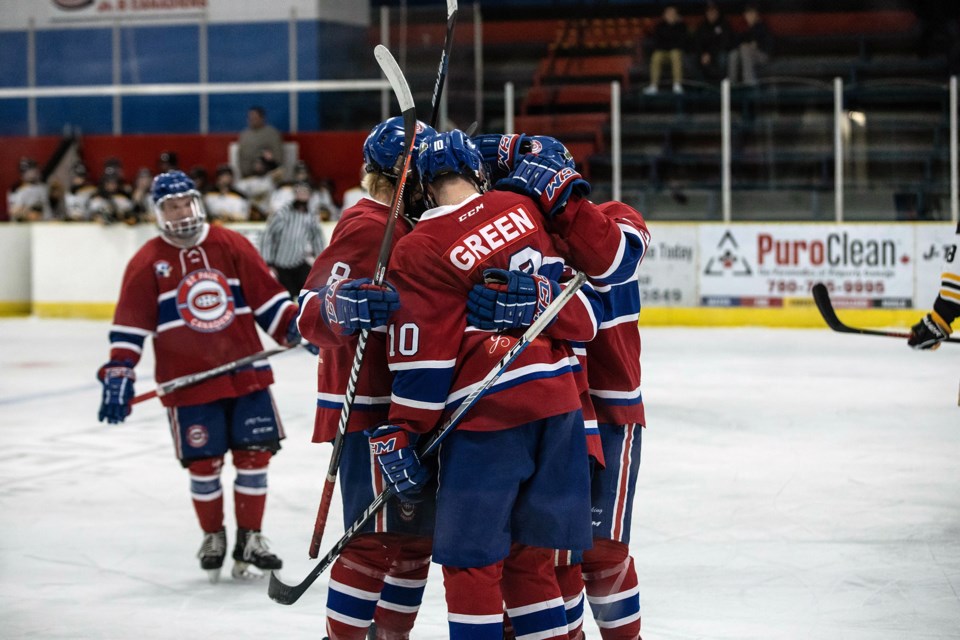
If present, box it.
[97,112,653,639]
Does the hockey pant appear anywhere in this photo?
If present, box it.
[188,449,272,533]
[326,533,432,640]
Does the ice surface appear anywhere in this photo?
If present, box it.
[1,318,958,639]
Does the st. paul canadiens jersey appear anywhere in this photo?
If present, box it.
[553,197,651,427]
[296,197,411,442]
[386,189,600,434]
[108,224,297,407]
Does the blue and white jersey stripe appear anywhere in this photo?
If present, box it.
[108,323,152,353]
[316,392,391,413]
[592,223,648,285]
[590,385,643,407]
[254,291,294,336]
[389,359,457,412]
[593,279,642,329]
[443,355,579,413]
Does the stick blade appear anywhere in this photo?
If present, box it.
[267,572,305,605]
[811,282,851,333]
[447,0,458,18]
[374,45,414,114]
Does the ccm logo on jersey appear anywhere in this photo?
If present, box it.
[448,207,537,271]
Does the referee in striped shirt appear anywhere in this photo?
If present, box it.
[260,181,328,298]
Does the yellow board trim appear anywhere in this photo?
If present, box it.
[21,301,922,329]
[639,306,919,328]
[33,302,116,320]
[0,301,32,316]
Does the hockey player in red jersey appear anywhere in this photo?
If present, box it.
[96,170,302,582]
[296,116,438,640]
[470,134,651,639]
[908,219,958,350]
[367,130,602,640]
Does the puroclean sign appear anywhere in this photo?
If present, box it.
[698,225,914,309]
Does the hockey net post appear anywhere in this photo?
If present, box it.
[269,271,590,605]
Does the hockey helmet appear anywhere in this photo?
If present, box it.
[416,129,486,192]
[151,170,206,246]
[363,116,437,179]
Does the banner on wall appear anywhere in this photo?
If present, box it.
[698,224,915,309]
[637,224,698,307]
[914,223,958,309]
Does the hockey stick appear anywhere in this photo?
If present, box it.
[429,0,458,128]
[131,346,293,405]
[306,44,417,559]
[812,282,960,343]
[269,271,589,605]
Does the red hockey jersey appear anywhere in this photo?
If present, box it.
[108,224,297,407]
[296,198,411,442]
[386,189,599,434]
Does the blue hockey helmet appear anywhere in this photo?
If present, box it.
[416,129,486,193]
[151,170,206,246]
[363,116,437,179]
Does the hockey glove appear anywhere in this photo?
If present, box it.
[321,278,400,335]
[496,154,591,218]
[97,360,135,424]
[467,268,560,331]
[286,317,320,355]
[366,425,430,503]
[907,312,952,350]
[472,133,577,182]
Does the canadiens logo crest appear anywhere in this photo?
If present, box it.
[186,424,209,448]
[154,260,172,278]
[176,268,236,333]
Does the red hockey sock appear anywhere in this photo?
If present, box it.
[232,449,270,531]
[581,540,641,640]
[443,563,505,640]
[555,563,586,640]
[187,457,224,534]
[326,534,403,640]
[501,544,568,640]
[374,535,432,639]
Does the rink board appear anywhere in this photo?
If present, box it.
[1,221,953,327]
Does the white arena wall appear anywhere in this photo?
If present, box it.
[0,221,952,328]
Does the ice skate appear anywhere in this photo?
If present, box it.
[231,528,282,580]
[197,529,227,583]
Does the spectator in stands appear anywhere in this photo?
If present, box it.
[644,5,689,95]
[237,106,284,178]
[237,152,280,221]
[189,165,210,194]
[158,151,179,174]
[102,157,132,193]
[270,160,339,221]
[693,1,733,83]
[86,167,134,225]
[64,162,97,221]
[129,168,155,224]
[259,180,327,298]
[204,164,251,223]
[8,158,53,222]
[727,4,773,86]
[340,164,368,210]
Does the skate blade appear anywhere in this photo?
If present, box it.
[205,568,222,584]
[231,560,268,581]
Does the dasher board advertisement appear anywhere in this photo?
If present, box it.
[637,224,698,307]
[698,224,914,309]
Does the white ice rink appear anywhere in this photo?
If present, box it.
[1,318,958,639]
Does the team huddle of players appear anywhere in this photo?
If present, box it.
[94,107,958,640]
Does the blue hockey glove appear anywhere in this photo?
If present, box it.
[907,312,952,350]
[366,425,430,503]
[286,317,320,355]
[97,360,135,424]
[467,268,561,331]
[496,154,591,217]
[321,278,400,335]
[472,133,576,183]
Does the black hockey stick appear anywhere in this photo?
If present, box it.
[812,282,960,343]
[306,44,418,559]
[131,346,294,404]
[269,271,589,605]
[429,0,458,128]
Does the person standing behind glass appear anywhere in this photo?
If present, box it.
[728,4,774,86]
[238,106,283,178]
